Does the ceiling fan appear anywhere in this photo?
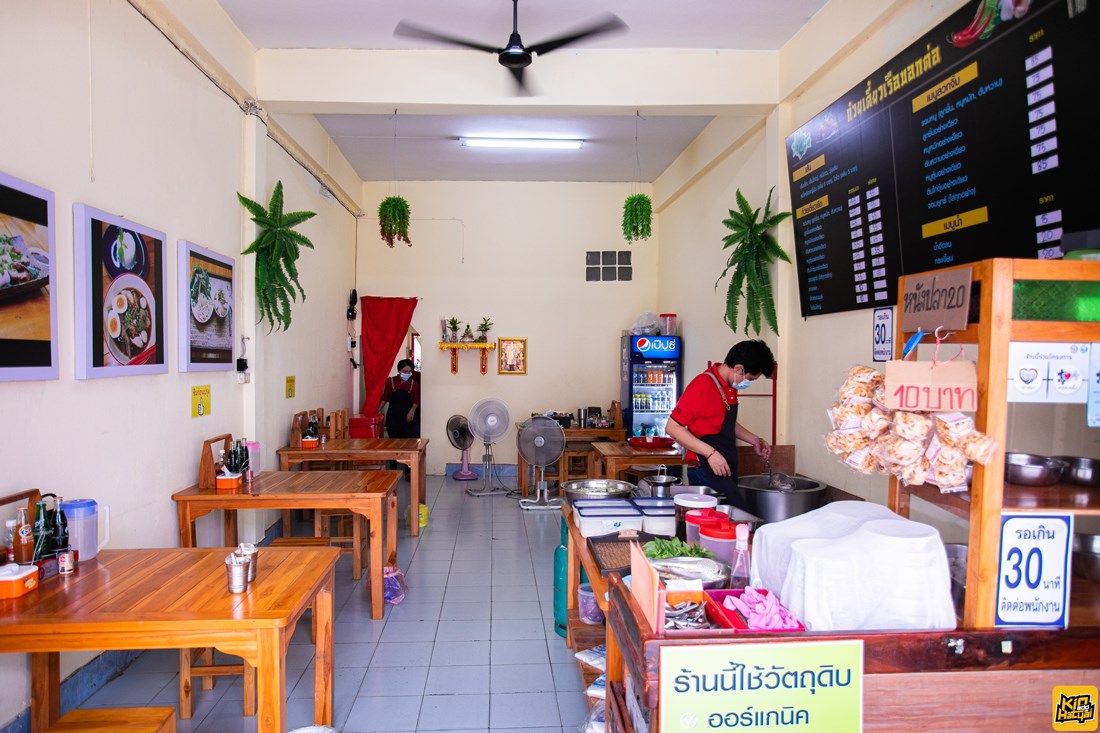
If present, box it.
[394,0,626,93]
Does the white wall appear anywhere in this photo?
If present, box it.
[0,2,356,725]
[356,180,659,471]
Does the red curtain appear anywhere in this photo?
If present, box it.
[359,296,418,415]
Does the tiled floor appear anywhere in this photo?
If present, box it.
[78,475,591,732]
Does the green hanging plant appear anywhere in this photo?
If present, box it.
[715,186,792,336]
[237,180,316,332]
[378,195,411,248]
[621,193,652,242]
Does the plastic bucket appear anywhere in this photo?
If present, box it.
[578,583,604,625]
[659,313,677,335]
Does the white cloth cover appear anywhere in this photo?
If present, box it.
[750,501,957,631]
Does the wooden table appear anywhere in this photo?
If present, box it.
[517,425,627,496]
[173,470,399,619]
[591,440,686,480]
[0,547,338,733]
[277,438,429,537]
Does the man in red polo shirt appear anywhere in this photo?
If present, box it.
[665,340,774,510]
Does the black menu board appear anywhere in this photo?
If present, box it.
[786,0,1098,317]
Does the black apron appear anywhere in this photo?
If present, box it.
[697,372,748,511]
[384,378,417,439]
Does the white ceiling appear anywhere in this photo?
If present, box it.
[215,0,830,182]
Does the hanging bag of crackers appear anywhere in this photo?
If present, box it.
[826,357,997,493]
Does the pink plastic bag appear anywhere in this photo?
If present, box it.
[383,566,408,605]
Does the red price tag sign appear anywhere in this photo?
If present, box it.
[884,360,978,412]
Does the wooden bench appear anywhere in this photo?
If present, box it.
[45,707,175,733]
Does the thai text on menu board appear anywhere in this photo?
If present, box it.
[786,0,1099,318]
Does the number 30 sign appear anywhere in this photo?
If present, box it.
[996,513,1073,628]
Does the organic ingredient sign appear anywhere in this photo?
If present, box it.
[997,513,1073,628]
[191,385,210,418]
[659,640,863,732]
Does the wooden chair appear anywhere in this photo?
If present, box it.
[45,707,176,733]
[179,650,254,719]
[561,442,596,482]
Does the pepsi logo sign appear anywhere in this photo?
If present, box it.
[637,337,650,350]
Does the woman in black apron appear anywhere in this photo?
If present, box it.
[665,341,774,512]
[380,359,419,439]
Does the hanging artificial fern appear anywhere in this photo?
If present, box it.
[715,187,792,336]
[237,180,316,332]
[621,193,653,242]
[378,195,412,248]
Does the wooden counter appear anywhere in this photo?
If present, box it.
[605,578,1100,732]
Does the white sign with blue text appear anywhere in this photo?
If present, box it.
[996,513,1073,628]
[872,307,893,362]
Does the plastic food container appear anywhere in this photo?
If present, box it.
[578,582,605,624]
[632,497,675,509]
[699,523,738,567]
[575,506,643,538]
[572,498,634,510]
[706,588,805,632]
[0,564,39,599]
[301,436,320,450]
[659,313,677,335]
[640,507,676,536]
[685,508,727,545]
[674,494,719,540]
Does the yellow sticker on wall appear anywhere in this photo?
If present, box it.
[1053,686,1098,731]
[192,385,211,418]
[286,376,296,398]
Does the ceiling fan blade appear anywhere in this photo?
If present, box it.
[526,13,626,57]
[394,20,500,54]
[507,65,530,94]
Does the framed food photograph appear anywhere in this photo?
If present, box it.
[0,171,58,381]
[498,337,527,375]
[74,204,168,379]
[178,240,234,372]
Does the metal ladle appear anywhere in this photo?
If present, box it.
[765,457,795,492]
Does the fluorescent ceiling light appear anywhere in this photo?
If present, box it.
[460,137,583,150]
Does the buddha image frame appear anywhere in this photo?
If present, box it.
[497,337,527,375]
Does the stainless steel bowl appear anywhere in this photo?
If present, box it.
[1004,453,1067,486]
[670,485,719,498]
[944,543,968,617]
[560,479,634,505]
[1054,456,1100,487]
[1072,534,1100,582]
[737,475,826,523]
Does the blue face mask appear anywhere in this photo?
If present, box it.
[733,379,753,390]
[399,372,412,381]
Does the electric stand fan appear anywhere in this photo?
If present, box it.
[517,416,566,511]
[446,414,478,481]
[466,397,513,497]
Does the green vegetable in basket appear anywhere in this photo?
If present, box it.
[642,537,714,560]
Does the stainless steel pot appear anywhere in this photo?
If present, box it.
[638,464,681,498]
[737,475,826,523]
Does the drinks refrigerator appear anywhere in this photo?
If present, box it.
[620,335,683,438]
